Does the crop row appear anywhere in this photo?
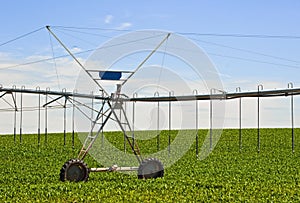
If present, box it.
[0,129,300,202]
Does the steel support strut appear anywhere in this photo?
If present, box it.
[77,92,142,164]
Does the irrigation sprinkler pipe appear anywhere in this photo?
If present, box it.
[168,91,174,155]
[193,89,199,157]
[45,87,50,144]
[20,86,25,144]
[12,85,17,143]
[132,93,138,153]
[62,88,67,146]
[209,88,226,151]
[257,84,263,153]
[236,87,242,151]
[36,86,41,146]
[288,82,294,153]
[72,89,77,148]
[154,91,160,151]
[209,89,213,151]
[3,86,300,102]
[128,87,300,102]
[123,99,128,152]
[91,91,94,138]
[101,90,105,149]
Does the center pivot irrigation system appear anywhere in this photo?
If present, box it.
[1,26,300,182]
[46,26,171,182]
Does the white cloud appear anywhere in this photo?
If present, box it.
[70,47,82,53]
[0,52,11,59]
[0,51,82,90]
[104,15,113,24]
[117,22,132,30]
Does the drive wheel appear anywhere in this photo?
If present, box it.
[138,158,164,179]
[60,159,89,182]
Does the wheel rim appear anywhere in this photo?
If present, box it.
[143,161,160,176]
[138,158,164,179]
[66,163,86,182]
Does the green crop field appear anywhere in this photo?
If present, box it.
[1,129,300,202]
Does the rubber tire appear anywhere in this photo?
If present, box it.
[138,158,164,179]
[60,159,89,182]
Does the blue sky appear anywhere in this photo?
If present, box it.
[0,1,300,132]
[1,1,299,34]
[1,0,300,90]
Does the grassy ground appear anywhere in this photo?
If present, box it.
[1,129,300,202]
